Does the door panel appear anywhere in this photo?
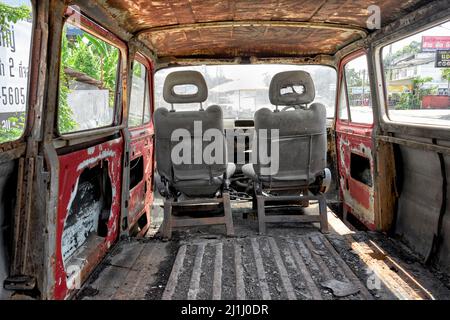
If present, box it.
[336,52,376,230]
[51,8,127,299]
[0,0,33,298]
[127,55,154,236]
[54,137,123,299]
[128,127,154,235]
[336,122,375,228]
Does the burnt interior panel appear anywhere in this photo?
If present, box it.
[101,0,429,33]
[326,127,340,206]
[95,0,432,58]
[395,141,442,261]
[142,26,362,58]
[129,156,144,190]
[62,162,112,263]
[0,160,17,299]
[437,140,450,275]
[350,152,372,187]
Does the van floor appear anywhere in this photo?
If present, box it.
[75,202,450,300]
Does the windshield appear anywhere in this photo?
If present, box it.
[155,65,337,119]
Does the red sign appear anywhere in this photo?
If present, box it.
[422,36,450,51]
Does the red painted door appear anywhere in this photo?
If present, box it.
[53,8,127,299]
[126,53,155,236]
[335,51,376,230]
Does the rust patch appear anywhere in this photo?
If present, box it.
[94,0,430,58]
[140,25,361,59]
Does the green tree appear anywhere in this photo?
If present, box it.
[397,76,436,109]
[58,27,79,133]
[58,31,77,133]
[442,68,450,96]
[346,68,363,87]
[384,41,421,66]
[0,2,30,30]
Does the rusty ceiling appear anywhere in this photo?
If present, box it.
[95,0,431,59]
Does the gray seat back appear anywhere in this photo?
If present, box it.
[253,70,327,187]
[154,71,227,197]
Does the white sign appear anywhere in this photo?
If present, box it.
[0,20,32,122]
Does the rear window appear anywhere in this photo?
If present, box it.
[382,20,450,126]
[155,65,337,119]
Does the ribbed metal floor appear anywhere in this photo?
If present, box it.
[161,233,373,300]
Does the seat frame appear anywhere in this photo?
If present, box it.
[155,70,235,239]
[162,191,235,239]
[254,189,329,235]
[245,69,330,234]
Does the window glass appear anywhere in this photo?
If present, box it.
[155,65,337,119]
[129,60,147,127]
[0,0,33,143]
[143,80,151,123]
[344,55,373,124]
[382,21,450,126]
[338,80,349,121]
[58,20,119,134]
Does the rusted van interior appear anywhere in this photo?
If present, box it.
[0,0,450,300]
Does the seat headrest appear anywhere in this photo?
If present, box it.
[269,70,315,106]
[163,70,208,104]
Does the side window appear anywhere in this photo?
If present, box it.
[382,21,450,126]
[143,79,151,123]
[338,79,349,121]
[0,1,33,143]
[343,54,373,124]
[58,19,119,134]
[129,60,150,127]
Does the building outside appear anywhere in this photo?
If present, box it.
[384,36,450,109]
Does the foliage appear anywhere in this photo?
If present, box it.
[64,32,119,93]
[58,25,120,133]
[57,27,78,133]
[133,61,143,78]
[346,68,363,87]
[443,68,450,97]
[0,3,30,30]
[0,114,25,143]
[442,68,450,84]
[383,41,421,66]
[1,5,120,141]
[396,76,436,110]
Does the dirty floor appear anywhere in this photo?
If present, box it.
[75,201,450,300]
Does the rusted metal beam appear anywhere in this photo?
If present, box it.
[137,20,368,39]
[377,135,450,156]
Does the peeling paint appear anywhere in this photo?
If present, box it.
[87,146,96,155]
[95,0,429,59]
[336,121,375,229]
[76,150,116,172]
[54,137,123,299]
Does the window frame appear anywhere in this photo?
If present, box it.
[154,64,338,120]
[56,7,127,138]
[337,50,374,128]
[377,17,450,130]
[128,52,152,128]
[337,71,350,122]
[0,0,35,146]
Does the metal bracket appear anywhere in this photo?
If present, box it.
[3,275,36,291]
